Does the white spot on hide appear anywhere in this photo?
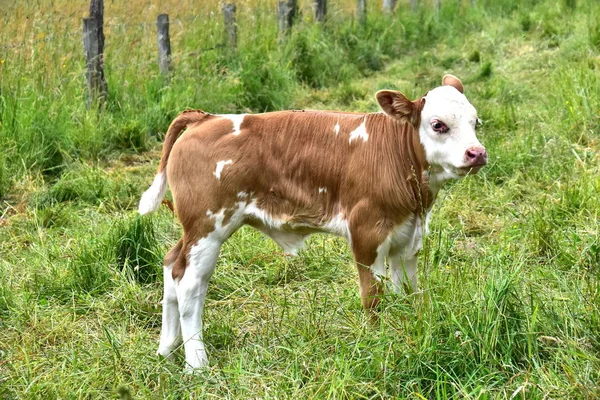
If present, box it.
[334,122,340,135]
[320,212,350,239]
[318,187,327,193]
[218,114,246,136]
[244,202,282,229]
[349,117,368,143]
[243,202,306,254]
[214,160,233,180]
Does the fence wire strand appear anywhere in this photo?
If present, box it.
[0,13,218,51]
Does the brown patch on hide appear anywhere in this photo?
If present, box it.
[164,239,183,267]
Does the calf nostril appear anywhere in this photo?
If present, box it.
[466,149,480,160]
[465,147,487,164]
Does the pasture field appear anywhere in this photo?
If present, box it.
[1,0,599,398]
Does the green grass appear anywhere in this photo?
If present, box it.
[1,0,600,398]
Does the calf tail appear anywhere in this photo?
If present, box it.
[138,109,209,215]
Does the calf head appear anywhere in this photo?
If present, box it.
[376,75,487,184]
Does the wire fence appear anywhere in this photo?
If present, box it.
[1,0,468,107]
[0,0,456,51]
[0,13,218,51]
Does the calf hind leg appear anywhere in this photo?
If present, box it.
[175,234,224,372]
[157,239,183,359]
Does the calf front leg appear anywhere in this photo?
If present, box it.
[349,208,388,312]
[389,252,418,294]
[356,262,385,311]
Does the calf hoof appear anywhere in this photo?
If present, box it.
[157,347,178,362]
[183,362,210,375]
[182,348,210,374]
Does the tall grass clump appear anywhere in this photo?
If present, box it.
[456,272,528,368]
[287,25,356,88]
[33,163,112,206]
[0,86,70,177]
[68,240,115,296]
[60,215,162,296]
[111,215,162,284]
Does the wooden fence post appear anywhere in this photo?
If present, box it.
[382,0,397,13]
[222,3,237,48]
[314,0,326,22]
[89,0,105,50]
[278,0,297,39]
[357,0,367,24]
[157,14,172,76]
[434,0,440,19]
[84,0,108,108]
[83,18,108,108]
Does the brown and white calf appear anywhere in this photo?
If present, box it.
[139,75,487,371]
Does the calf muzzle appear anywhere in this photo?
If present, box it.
[464,146,488,167]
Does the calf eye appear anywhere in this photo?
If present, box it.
[431,119,449,133]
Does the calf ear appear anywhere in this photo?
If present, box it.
[376,90,424,125]
[442,74,464,93]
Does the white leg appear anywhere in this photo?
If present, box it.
[371,242,388,281]
[389,252,418,293]
[176,237,222,372]
[157,263,181,359]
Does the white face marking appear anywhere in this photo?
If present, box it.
[419,86,484,182]
[214,159,233,180]
[218,114,246,136]
[348,117,369,143]
[334,121,340,135]
[318,187,327,193]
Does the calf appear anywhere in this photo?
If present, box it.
[139,75,487,371]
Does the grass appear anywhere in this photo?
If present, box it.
[1,0,600,398]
